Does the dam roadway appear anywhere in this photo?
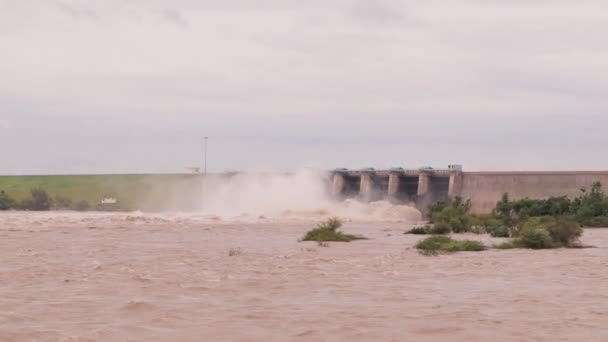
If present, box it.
[330,168,608,213]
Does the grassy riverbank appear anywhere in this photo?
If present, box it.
[0,174,206,211]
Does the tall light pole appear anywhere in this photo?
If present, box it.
[203,137,208,175]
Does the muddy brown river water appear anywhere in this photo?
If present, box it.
[0,212,607,341]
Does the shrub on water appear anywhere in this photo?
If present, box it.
[519,215,553,228]
[441,239,485,252]
[428,200,449,222]
[515,228,557,249]
[302,217,366,242]
[469,214,498,229]
[316,217,342,231]
[487,225,511,238]
[436,207,473,233]
[405,226,429,235]
[415,235,485,255]
[585,216,608,228]
[428,222,451,234]
[303,228,355,242]
[429,197,474,233]
[470,226,485,234]
[516,216,581,246]
[415,235,452,251]
[228,247,242,256]
[545,217,582,247]
[495,216,581,250]
[494,241,516,249]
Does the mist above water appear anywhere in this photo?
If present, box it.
[199,170,422,222]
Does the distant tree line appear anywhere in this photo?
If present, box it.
[0,188,91,211]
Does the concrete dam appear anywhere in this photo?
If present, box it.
[330,166,608,213]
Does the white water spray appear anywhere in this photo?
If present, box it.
[199,169,422,222]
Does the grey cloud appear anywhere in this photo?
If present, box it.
[52,0,99,20]
[0,0,607,173]
[161,8,188,26]
[349,0,410,26]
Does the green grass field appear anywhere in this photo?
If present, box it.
[0,174,208,211]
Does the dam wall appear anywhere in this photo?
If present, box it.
[4,169,608,214]
[330,168,608,214]
[461,171,608,213]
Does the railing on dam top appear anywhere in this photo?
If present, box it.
[332,165,463,175]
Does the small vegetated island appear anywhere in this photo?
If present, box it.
[302,217,366,242]
[409,182,608,254]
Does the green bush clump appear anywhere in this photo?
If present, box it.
[487,225,511,238]
[545,217,583,246]
[428,222,451,234]
[416,235,451,249]
[585,216,608,228]
[441,239,485,252]
[515,228,557,249]
[0,190,17,210]
[415,235,485,255]
[302,217,365,242]
[469,214,509,236]
[427,197,473,233]
[405,226,429,235]
[434,207,472,233]
[495,182,608,228]
[428,200,449,222]
[427,198,516,235]
[405,224,451,235]
[494,241,517,249]
[496,216,582,249]
[469,213,495,228]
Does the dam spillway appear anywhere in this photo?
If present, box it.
[330,166,463,211]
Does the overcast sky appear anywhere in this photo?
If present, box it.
[1,0,607,174]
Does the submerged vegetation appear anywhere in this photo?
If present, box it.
[415,235,485,255]
[302,217,366,242]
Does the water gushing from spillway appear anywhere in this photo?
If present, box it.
[199,169,422,222]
